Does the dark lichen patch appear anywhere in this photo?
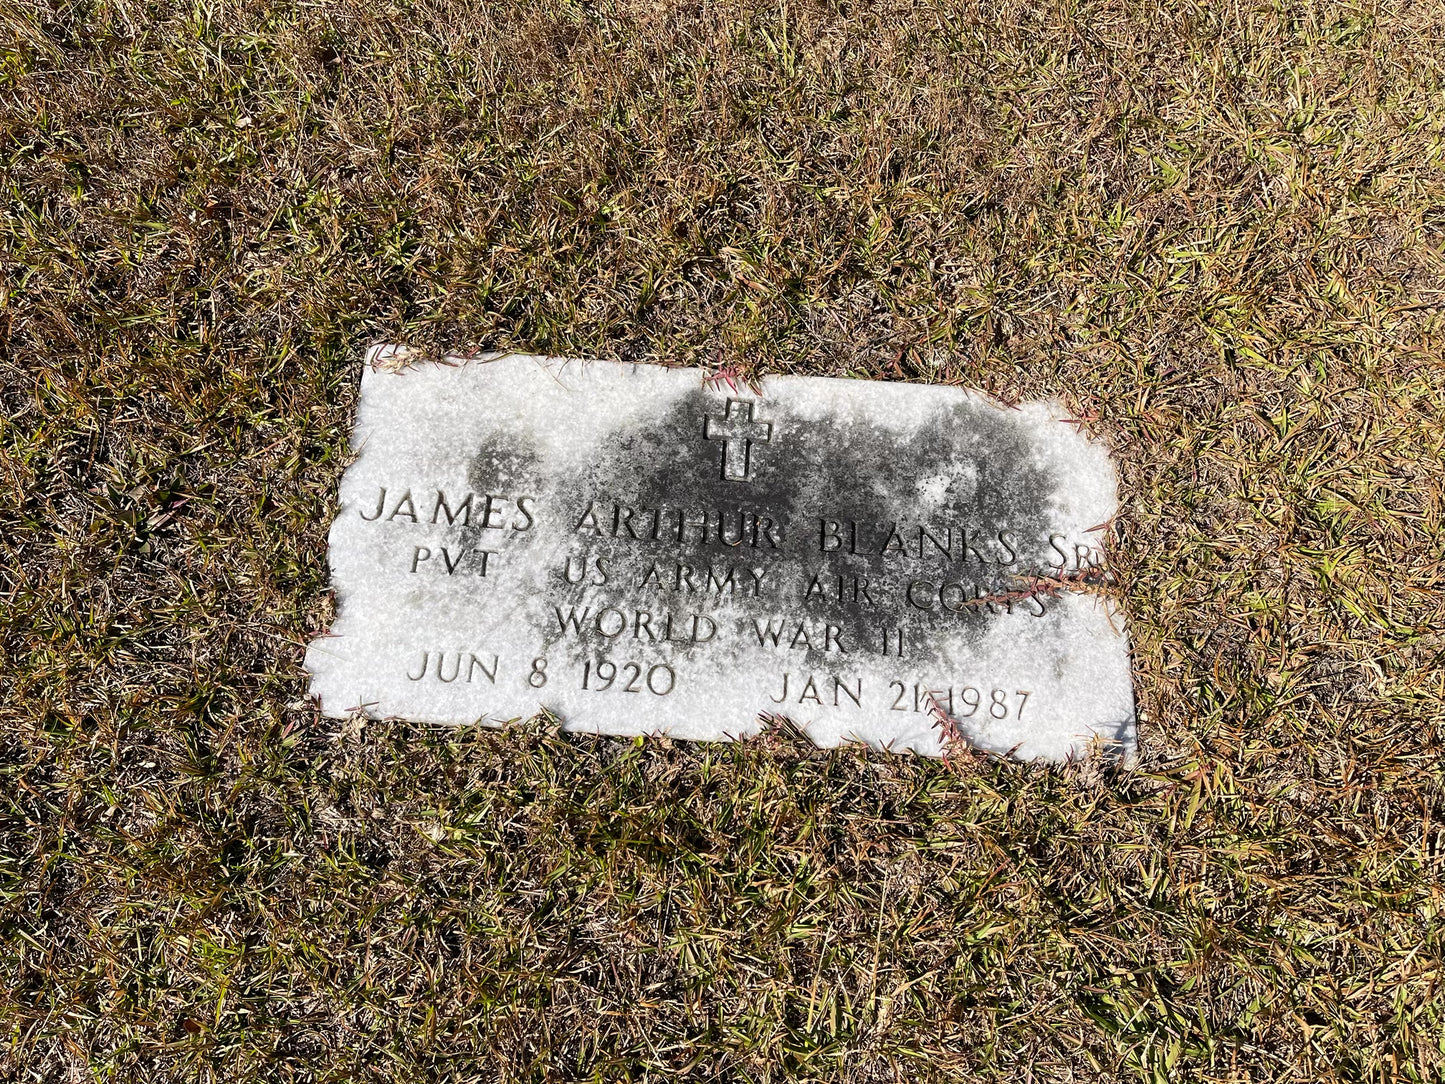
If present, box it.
[454,432,545,566]
[467,432,543,495]
[538,384,1068,676]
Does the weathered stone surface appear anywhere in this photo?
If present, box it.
[304,349,1135,761]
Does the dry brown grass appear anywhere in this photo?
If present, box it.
[3,0,1444,1080]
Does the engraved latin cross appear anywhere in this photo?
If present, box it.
[704,398,773,482]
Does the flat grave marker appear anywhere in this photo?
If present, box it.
[304,350,1135,761]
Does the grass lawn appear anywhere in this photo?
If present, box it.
[3,1,1444,1080]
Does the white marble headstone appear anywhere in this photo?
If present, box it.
[305,350,1135,761]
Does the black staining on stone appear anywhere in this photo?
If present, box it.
[544,385,1067,678]
[456,433,545,566]
[467,434,542,496]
